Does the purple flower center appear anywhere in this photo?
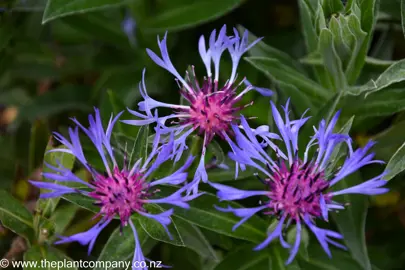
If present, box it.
[267,160,331,220]
[177,78,252,143]
[88,167,154,225]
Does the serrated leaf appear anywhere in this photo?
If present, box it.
[42,0,128,24]
[23,245,77,270]
[0,190,35,243]
[383,140,405,181]
[140,0,244,32]
[95,221,157,270]
[332,173,372,270]
[157,186,268,243]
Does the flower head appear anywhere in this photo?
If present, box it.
[212,100,388,264]
[122,25,273,194]
[30,108,200,270]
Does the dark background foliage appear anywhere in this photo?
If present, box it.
[1,0,405,269]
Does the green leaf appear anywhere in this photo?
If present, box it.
[0,190,35,243]
[133,125,150,161]
[49,204,79,238]
[298,0,318,53]
[332,173,371,270]
[346,0,379,84]
[372,119,405,161]
[343,14,368,84]
[240,26,305,72]
[62,192,100,214]
[207,158,255,183]
[174,218,220,261]
[95,221,157,270]
[139,0,244,32]
[318,29,347,91]
[158,186,268,243]
[245,56,330,102]
[60,13,130,47]
[299,243,362,270]
[137,204,184,246]
[341,88,405,118]
[322,0,344,17]
[402,0,405,39]
[383,140,405,181]
[214,244,271,270]
[28,120,50,174]
[279,82,316,116]
[37,143,76,218]
[348,59,405,95]
[207,140,226,166]
[23,245,77,270]
[42,0,128,24]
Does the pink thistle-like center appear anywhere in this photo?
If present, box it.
[88,167,153,225]
[267,160,330,220]
[178,79,252,143]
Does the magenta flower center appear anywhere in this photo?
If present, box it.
[267,160,330,220]
[179,79,251,143]
[88,167,151,225]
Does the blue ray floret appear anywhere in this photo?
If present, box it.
[212,100,389,264]
[122,25,273,194]
[29,108,201,270]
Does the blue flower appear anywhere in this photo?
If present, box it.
[121,11,137,46]
[29,108,201,270]
[212,100,388,264]
[122,25,273,194]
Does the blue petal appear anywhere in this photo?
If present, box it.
[331,173,388,196]
[214,205,267,231]
[210,182,268,201]
[243,79,273,97]
[285,221,302,265]
[128,220,147,270]
[330,141,384,186]
[55,219,111,255]
[303,215,346,257]
[145,185,202,209]
[29,181,78,198]
[147,34,192,92]
[138,209,174,240]
[254,214,287,251]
